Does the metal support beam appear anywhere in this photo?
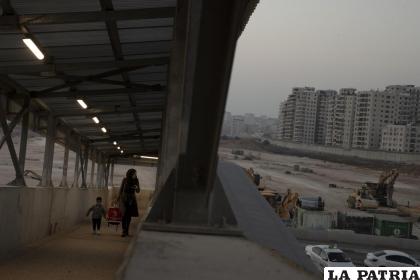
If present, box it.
[100,0,146,148]
[96,152,102,188]
[32,64,164,95]
[72,146,80,188]
[81,144,89,188]
[40,114,56,187]
[104,159,111,188]
[0,57,169,75]
[89,149,96,187]
[19,106,29,173]
[0,7,175,25]
[59,131,70,187]
[32,88,166,99]
[0,94,26,186]
[0,104,30,150]
[53,106,163,117]
[110,160,115,187]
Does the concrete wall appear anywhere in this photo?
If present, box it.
[292,228,420,251]
[0,185,108,259]
[270,139,420,164]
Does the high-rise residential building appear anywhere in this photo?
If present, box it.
[315,90,337,145]
[326,88,357,149]
[231,115,245,137]
[380,124,420,153]
[353,85,419,149]
[280,89,298,140]
[222,111,233,136]
[277,85,420,153]
[412,87,420,122]
[292,87,317,143]
[244,113,256,125]
[277,101,286,139]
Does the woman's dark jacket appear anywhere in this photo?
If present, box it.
[119,177,140,217]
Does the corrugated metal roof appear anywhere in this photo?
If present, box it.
[0,0,175,158]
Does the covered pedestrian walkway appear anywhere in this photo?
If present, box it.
[0,222,135,280]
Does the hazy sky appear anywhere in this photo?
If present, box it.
[226,0,420,117]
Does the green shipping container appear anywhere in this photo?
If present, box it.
[374,214,413,238]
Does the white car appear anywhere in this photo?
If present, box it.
[305,245,354,271]
[364,250,420,267]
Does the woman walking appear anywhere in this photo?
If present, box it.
[118,169,140,237]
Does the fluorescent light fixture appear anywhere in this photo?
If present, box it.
[140,155,159,160]
[101,127,107,133]
[120,150,124,154]
[76,99,88,109]
[117,146,121,150]
[113,141,117,145]
[22,38,45,60]
[92,117,100,124]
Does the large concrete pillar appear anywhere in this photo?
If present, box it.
[150,0,249,224]
[41,114,56,187]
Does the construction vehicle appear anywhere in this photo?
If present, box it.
[277,189,299,220]
[260,189,282,209]
[347,169,399,209]
[347,186,379,210]
[245,167,264,190]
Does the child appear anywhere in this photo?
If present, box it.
[86,197,106,235]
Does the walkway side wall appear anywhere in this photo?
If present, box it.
[0,186,108,259]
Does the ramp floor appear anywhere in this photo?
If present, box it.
[121,230,316,280]
[0,222,134,280]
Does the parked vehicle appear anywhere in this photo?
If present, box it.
[364,250,419,267]
[305,245,354,271]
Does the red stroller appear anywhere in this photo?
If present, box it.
[106,206,122,231]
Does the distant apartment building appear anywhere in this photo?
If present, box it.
[280,89,298,140]
[352,85,419,149]
[315,90,337,145]
[291,87,317,143]
[277,85,420,153]
[380,123,420,153]
[277,101,286,139]
[326,88,357,149]
[222,111,233,136]
[277,87,335,144]
[231,115,245,137]
[222,112,278,138]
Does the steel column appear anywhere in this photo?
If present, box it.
[89,149,96,187]
[110,160,115,187]
[40,114,56,187]
[18,108,29,174]
[59,131,70,187]
[0,94,26,186]
[81,145,89,188]
[72,146,80,188]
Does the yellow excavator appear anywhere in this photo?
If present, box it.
[277,189,299,220]
[347,169,399,209]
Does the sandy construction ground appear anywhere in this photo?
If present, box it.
[219,147,420,212]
